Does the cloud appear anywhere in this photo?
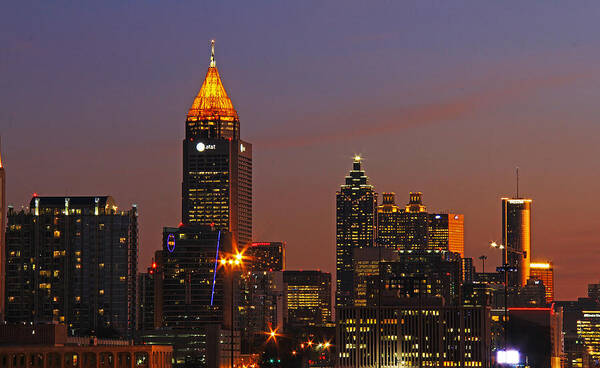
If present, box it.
[256,72,583,149]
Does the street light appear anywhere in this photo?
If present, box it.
[220,250,246,368]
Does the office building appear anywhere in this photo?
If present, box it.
[136,263,158,334]
[239,271,284,353]
[0,324,172,368]
[146,225,234,367]
[182,41,252,247]
[283,270,331,328]
[335,156,377,307]
[508,307,563,368]
[0,139,5,320]
[352,247,398,307]
[429,213,465,256]
[577,310,600,362]
[376,193,401,248]
[379,250,463,306]
[530,261,555,303]
[588,282,600,303]
[246,242,285,271]
[5,196,137,338]
[502,197,532,287]
[336,305,490,368]
[398,192,429,250]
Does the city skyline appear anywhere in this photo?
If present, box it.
[3,2,600,301]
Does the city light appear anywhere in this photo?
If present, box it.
[497,350,520,365]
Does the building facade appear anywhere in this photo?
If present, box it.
[283,271,331,328]
[577,310,600,363]
[246,242,285,271]
[429,213,465,256]
[336,156,377,308]
[398,192,429,251]
[182,41,252,247]
[502,198,532,287]
[336,305,490,368]
[5,196,138,338]
[530,261,554,304]
[376,193,401,249]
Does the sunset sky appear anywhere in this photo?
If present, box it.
[3,1,600,299]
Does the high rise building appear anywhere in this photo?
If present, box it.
[429,213,465,256]
[0,139,5,320]
[246,242,285,271]
[588,281,600,302]
[5,196,138,338]
[182,41,252,247]
[335,156,377,307]
[398,192,429,250]
[336,305,490,367]
[530,261,554,303]
[352,247,399,307]
[577,310,600,362]
[502,197,532,287]
[283,270,331,328]
[376,193,401,248]
[137,262,158,334]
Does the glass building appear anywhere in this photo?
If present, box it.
[335,156,377,308]
[5,196,138,338]
[530,261,554,304]
[502,198,532,288]
[182,41,252,247]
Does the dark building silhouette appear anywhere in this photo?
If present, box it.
[5,196,138,338]
[335,156,377,308]
[182,41,252,247]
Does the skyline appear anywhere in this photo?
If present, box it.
[3,2,600,300]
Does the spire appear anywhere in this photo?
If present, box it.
[187,40,238,121]
[0,136,3,168]
[210,39,216,67]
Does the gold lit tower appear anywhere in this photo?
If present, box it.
[182,41,252,247]
[502,197,532,287]
[530,261,554,303]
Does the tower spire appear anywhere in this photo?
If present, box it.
[0,136,3,168]
[210,40,216,67]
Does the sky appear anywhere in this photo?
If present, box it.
[2,1,600,300]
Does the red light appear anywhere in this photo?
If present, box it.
[33,193,38,197]
[178,222,184,227]
[152,262,157,268]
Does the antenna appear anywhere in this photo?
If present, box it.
[516,167,519,198]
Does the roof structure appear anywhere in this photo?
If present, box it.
[187,40,239,121]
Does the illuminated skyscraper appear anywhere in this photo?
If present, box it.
[182,41,252,247]
[376,192,401,248]
[5,196,138,338]
[0,139,5,320]
[502,198,532,287]
[398,192,429,250]
[336,156,377,307]
[578,311,600,363]
[429,213,465,256]
[530,261,554,303]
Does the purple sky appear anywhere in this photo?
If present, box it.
[2,1,600,300]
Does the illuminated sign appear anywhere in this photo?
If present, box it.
[240,143,246,152]
[530,262,551,269]
[454,215,459,220]
[497,350,520,365]
[167,233,176,253]
[196,142,216,152]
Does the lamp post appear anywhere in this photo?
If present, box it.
[220,251,244,368]
[489,241,521,350]
[478,255,487,274]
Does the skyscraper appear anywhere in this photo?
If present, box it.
[0,139,5,321]
[429,213,465,256]
[336,156,377,307]
[530,261,554,304]
[376,192,401,248]
[182,41,252,247]
[398,192,429,251]
[5,196,138,338]
[502,198,532,287]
